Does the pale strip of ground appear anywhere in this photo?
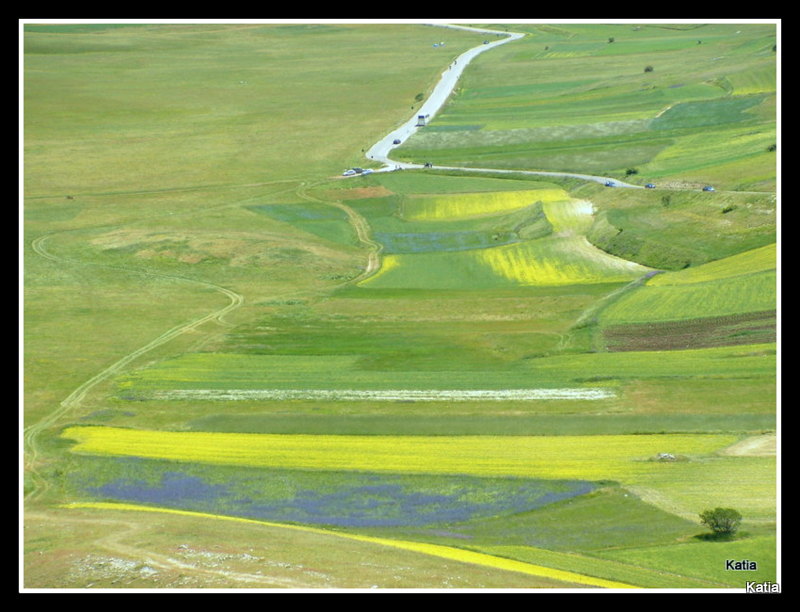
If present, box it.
[148,388,616,401]
[719,433,776,457]
[62,502,637,589]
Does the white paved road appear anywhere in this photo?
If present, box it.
[362,24,642,189]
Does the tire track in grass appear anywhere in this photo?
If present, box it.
[297,182,384,283]
[25,233,245,502]
[26,511,307,588]
[26,178,384,502]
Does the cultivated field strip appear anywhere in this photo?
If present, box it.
[61,426,738,480]
[402,188,569,221]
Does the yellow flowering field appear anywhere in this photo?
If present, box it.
[477,236,651,286]
[402,188,569,221]
[61,426,737,481]
[62,501,636,588]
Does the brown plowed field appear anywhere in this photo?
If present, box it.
[602,310,776,352]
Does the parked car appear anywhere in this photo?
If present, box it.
[392,139,401,145]
[604,180,615,187]
[361,169,374,176]
[342,169,357,176]
[645,183,656,189]
[702,185,715,192]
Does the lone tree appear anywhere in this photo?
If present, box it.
[700,508,742,537]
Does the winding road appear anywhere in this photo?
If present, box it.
[364,24,641,188]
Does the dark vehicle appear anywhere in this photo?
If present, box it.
[393,139,401,145]
[702,185,716,192]
[645,183,656,189]
[604,180,615,187]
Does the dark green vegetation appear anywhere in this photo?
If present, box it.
[24,22,777,590]
[700,507,743,537]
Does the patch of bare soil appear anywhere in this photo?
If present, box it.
[603,310,776,352]
[323,185,395,200]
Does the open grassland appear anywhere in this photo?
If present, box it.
[58,502,633,588]
[476,545,722,588]
[596,535,777,587]
[24,23,487,194]
[27,503,593,589]
[582,186,776,271]
[25,22,777,591]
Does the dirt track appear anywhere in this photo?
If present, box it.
[720,433,777,457]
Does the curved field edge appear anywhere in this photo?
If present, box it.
[647,243,776,287]
[61,502,637,589]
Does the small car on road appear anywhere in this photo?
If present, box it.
[702,185,715,192]
[645,183,656,189]
[392,139,401,145]
[604,180,615,187]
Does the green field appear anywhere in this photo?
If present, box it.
[394,23,777,191]
[24,21,778,591]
